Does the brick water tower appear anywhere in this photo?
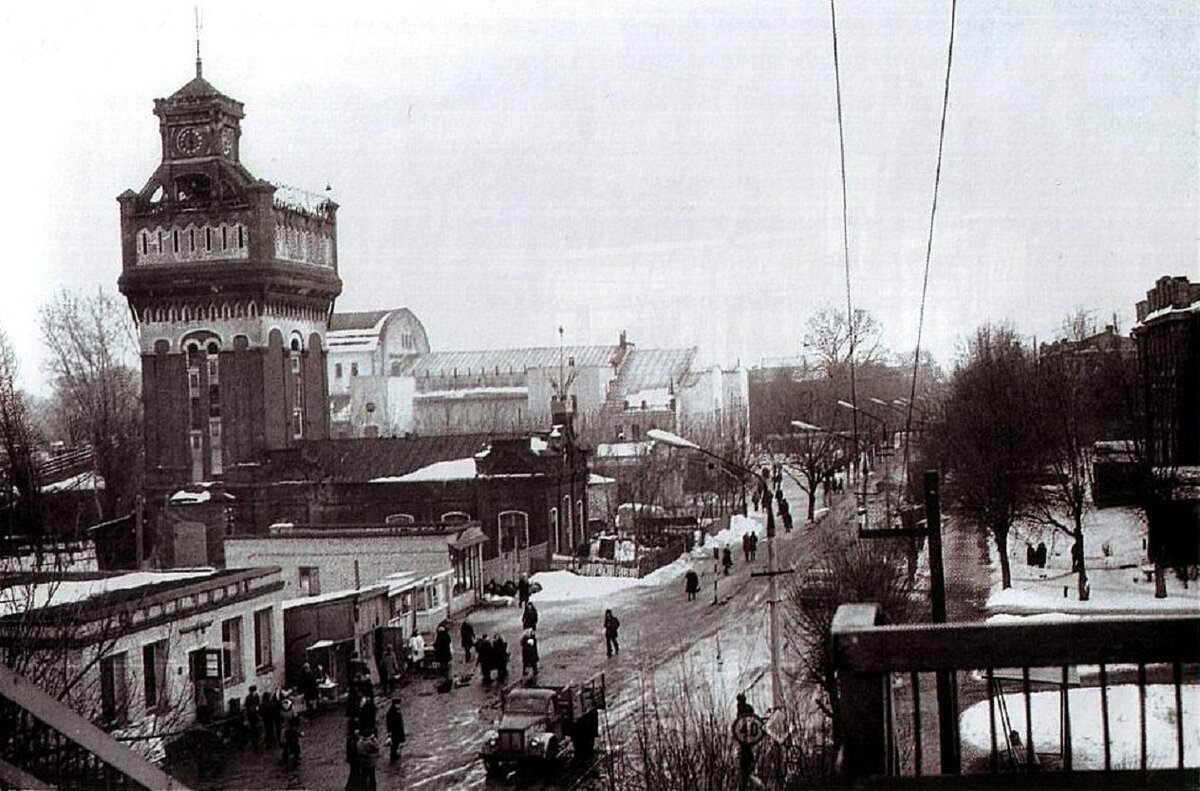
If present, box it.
[117,60,341,500]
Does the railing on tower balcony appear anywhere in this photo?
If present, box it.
[832,604,1199,787]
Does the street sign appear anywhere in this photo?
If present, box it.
[732,714,765,746]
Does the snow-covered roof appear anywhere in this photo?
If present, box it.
[594,441,654,459]
[41,471,105,493]
[281,582,390,610]
[413,386,527,401]
[1132,300,1200,331]
[0,570,215,616]
[371,457,478,483]
[272,183,335,219]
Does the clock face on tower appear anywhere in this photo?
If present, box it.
[176,126,207,156]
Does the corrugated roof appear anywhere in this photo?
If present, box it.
[402,346,621,377]
[330,311,392,332]
[615,347,697,392]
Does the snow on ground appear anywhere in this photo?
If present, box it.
[960,684,1199,769]
[987,504,1200,615]
[530,514,774,602]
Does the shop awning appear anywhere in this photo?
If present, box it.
[450,525,488,550]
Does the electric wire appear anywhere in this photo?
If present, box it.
[828,0,861,475]
[901,0,958,491]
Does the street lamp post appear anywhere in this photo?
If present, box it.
[648,428,789,712]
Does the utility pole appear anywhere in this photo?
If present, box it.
[750,478,794,711]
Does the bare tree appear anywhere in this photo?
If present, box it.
[771,395,848,522]
[0,327,44,544]
[785,533,916,760]
[803,306,884,378]
[1059,308,1099,342]
[925,324,1045,589]
[38,289,142,522]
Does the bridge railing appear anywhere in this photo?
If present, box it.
[832,603,1199,785]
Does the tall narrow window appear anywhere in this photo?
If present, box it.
[499,510,530,554]
[143,639,169,711]
[253,608,273,669]
[222,617,243,683]
[335,363,343,379]
[298,567,320,596]
[100,652,129,725]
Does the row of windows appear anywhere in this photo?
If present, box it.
[99,608,274,726]
[334,362,360,378]
[137,222,249,260]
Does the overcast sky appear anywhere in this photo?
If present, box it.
[1,0,1195,393]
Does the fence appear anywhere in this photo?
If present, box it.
[831,603,1199,785]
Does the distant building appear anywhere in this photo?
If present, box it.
[326,326,748,443]
[1131,275,1200,565]
[327,309,431,438]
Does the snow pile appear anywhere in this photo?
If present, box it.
[960,685,1199,769]
[530,554,694,602]
[989,586,1200,616]
[693,514,763,555]
[529,570,646,601]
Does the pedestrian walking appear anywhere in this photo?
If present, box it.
[281,715,303,769]
[356,728,381,791]
[261,687,279,747]
[684,568,700,601]
[783,509,794,532]
[244,685,262,744]
[358,681,377,735]
[476,633,493,683]
[520,628,539,677]
[380,644,401,694]
[517,574,531,607]
[603,609,620,657]
[344,723,361,791]
[748,532,758,561]
[492,634,510,682]
[522,600,539,631]
[722,546,733,576]
[460,619,476,663]
[299,662,318,715]
[434,623,453,679]
[741,533,750,562]
[385,697,406,763]
[408,631,426,670]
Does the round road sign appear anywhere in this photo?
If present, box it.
[731,714,765,746]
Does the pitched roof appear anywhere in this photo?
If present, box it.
[614,347,697,392]
[330,310,392,332]
[400,346,621,377]
[167,75,230,101]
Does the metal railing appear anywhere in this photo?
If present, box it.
[0,663,188,790]
[832,604,1199,785]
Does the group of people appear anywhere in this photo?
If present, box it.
[741,531,759,562]
[344,661,407,790]
[239,684,304,768]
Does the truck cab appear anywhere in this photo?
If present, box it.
[481,673,605,777]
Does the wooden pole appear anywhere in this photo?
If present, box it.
[924,470,960,774]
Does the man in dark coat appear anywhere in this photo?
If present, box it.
[385,698,406,763]
[685,569,700,601]
[722,546,733,576]
[522,601,539,631]
[460,620,476,663]
[261,688,279,747]
[520,629,539,677]
[358,682,377,736]
[492,634,510,682]
[517,575,531,607]
[603,609,620,656]
[433,624,453,679]
[299,663,318,715]
[244,686,262,744]
[476,633,493,683]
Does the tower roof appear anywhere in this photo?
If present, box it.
[166,74,231,102]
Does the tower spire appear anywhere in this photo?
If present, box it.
[194,6,203,78]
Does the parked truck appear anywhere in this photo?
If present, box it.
[480,672,606,777]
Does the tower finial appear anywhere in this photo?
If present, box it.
[194,6,203,78]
